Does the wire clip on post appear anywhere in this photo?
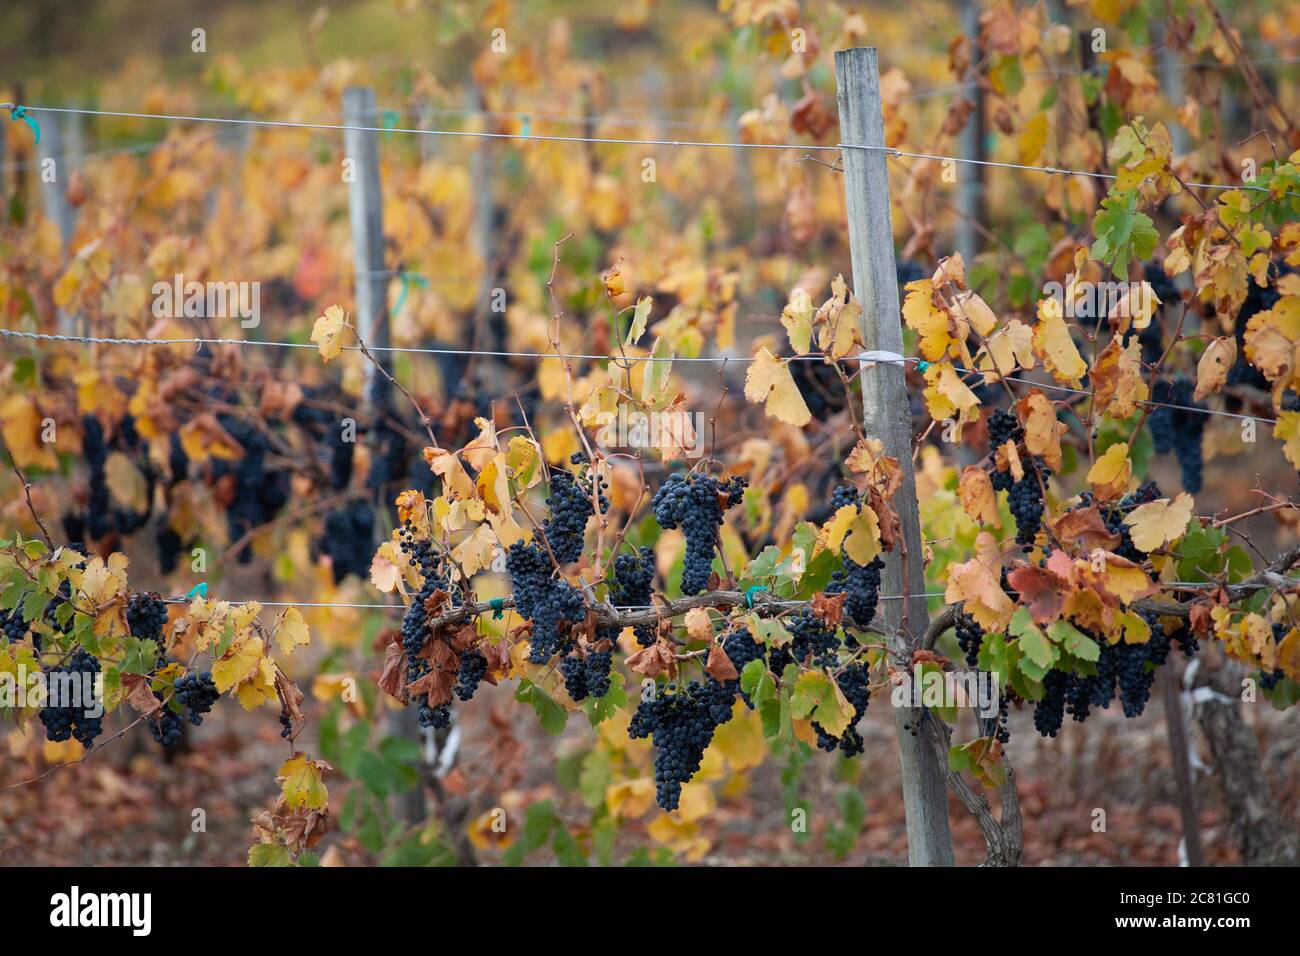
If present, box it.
[1,104,41,145]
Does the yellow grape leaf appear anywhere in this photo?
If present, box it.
[1086,443,1132,502]
[944,532,1016,632]
[951,290,997,337]
[0,394,58,470]
[1109,281,1160,335]
[842,507,882,565]
[626,296,653,348]
[922,362,979,421]
[1243,295,1300,400]
[606,778,657,820]
[602,263,625,297]
[104,452,150,513]
[311,305,349,361]
[1194,337,1237,401]
[1124,493,1194,553]
[212,634,265,694]
[1278,628,1300,682]
[684,607,714,642]
[424,447,475,500]
[370,540,409,593]
[1096,556,1156,606]
[744,348,811,426]
[902,279,954,361]
[822,504,860,552]
[274,608,312,657]
[958,466,1000,527]
[780,287,815,355]
[641,338,673,405]
[1276,411,1300,470]
[976,320,1035,383]
[1032,297,1087,385]
[476,454,513,516]
[505,435,543,489]
[1018,390,1064,471]
[80,553,129,605]
[710,702,766,771]
[277,753,330,811]
[1018,112,1048,165]
[395,491,430,536]
[235,656,278,710]
[461,417,498,472]
[179,415,243,464]
[451,523,498,577]
[1090,337,1149,420]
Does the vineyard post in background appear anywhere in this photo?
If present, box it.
[342,86,393,407]
[37,111,76,334]
[956,0,986,265]
[835,46,956,867]
[342,85,428,825]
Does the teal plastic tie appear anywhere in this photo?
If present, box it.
[520,115,531,138]
[381,109,399,136]
[8,105,40,146]
[744,585,768,608]
[915,360,931,373]
[391,270,429,315]
[186,582,208,600]
[488,597,505,619]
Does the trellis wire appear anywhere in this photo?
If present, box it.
[4,103,1280,193]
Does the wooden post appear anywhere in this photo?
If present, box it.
[343,86,425,824]
[1160,666,1204,865]
[342,86,392,409]
[956,0,986,265]
[835,47,956,867]
[37,113,77,333]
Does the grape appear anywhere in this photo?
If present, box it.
[628,678,737,811]
[1116,641,1155,717]
[175,670,220,726]
[829,483,861,514]
[584,648,613,699]
[126,591,169,644]
[813,663,870,756]
[987,408,1023,450]
[825,556,883,630]
[539,468,601,565]
[1148,377,1205,492]
[0,608,26,644]
[1033,669,1071,737]
[505,540,585,665]
[38,650,103,749]
[560,652,588,701]
[1008,473,1045,546]
[214,414,289,563]
[610,546,656,646]
[321,500,376,583]
[954,611,984,668]
[720,625,766,705]
[651,472,747,595]
[149,707,184,748]
[786,609,841,667]
[454,648,488,702]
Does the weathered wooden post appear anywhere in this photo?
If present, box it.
[835,46,956,866]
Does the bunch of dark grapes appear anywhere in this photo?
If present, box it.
[38,650,104,748]
[214,414,289,563]
[651,472,747,595]
[454,648,488,702]
[628,678,737,811]
[125,591,169,643]
[610,547,656,646]
[787,610,842,667]
[539,460,604,565]
[175,670,220,726]
[987,409,1023,491]
[829,483,861,514]
[981,695,1011,744]
[1115,641,1156,717]
[1073,481,1162,562]
[506,540,586,664]
[813,663,870,757]
[584,647,613,699]
[954,611,984,667]
[1033,668,1071,737]
[1170,623,1199,657]
[720,625,766,705]
[321,500,376,583]
[0,607,26,644]
[149,706,184,748]
[1147,377,1205,492]
[561,652,588,701]
[825,556,883,630]
[1008,471,1046,546]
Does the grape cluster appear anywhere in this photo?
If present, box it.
[38,650,104,748]
[584,647,613,699]
[539,464,603,565]
[213,414,289,563]
[825,556,883,631]
[610,546,656,646]
[829,483,861,514]
[561,652,589,701]
[454,649,488,702]
[1147,377,1205,492]
[954,611,984,668]
[987,409,1023,492]
[175,670,220,726]
[506,539,586,664]
[1008,473,1046,546]
[149,707,184,748]
[1073,482,1162,562]
[787,610,842,667]
[629,678,737,811]
[321,500,377,583]
[79,415,154,540]
[1259,621,1291,690]
[1033,669,1071,738]
[651,472,747,595]
[125,591,169,643]
[2,607,28,644]
[813,663,870,756]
